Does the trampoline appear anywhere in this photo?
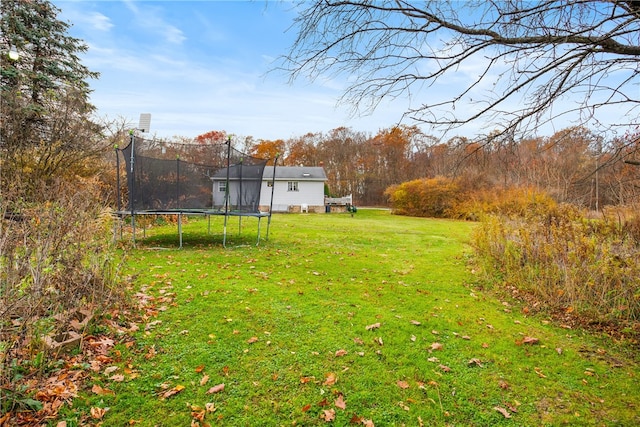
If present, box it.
[115,134,277,247]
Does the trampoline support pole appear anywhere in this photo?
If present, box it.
[129,131,137,247]
[266,155,279,241]
[223,136,232,248]
[256,217,262,246]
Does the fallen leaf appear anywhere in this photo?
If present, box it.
[410,335,416,342]
[365,322,381,330]
[410,320,421,325]
[335,349,348,357]
[56,422,67,427]
[522,336,539,345]
[468,358,483,367]
[335,394,346,410]
[205,402,216,413]
[353,337,364,345]
[104,366,119,375]
[493,406,512,418]
[302,403,312,412]
[90,407,107,420]
[323,372,337,386]
[534,367,547,378]
[207,383,225,394]
[200,374,209,386]
[429,342,443,351]
[321,408,336,422]
[110,374,125,382]
[91,384,115,396]
[350,414,364,424]
[300,376,314,384]
[438,364,451,372]
[195,364,205,373]
[161,384,185,399]
[397,380,410,389]
[498,380,510,390]
[247,336,259,344]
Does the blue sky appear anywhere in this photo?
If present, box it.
[52,0,412,141]
[51,1,631,143]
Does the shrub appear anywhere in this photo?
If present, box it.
[472,203,640,327]
[385,176,555,221]
[0,180,123,393]
[385,176,463,217]
[450,186,557,220]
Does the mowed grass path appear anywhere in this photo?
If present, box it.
[79,209,639,426]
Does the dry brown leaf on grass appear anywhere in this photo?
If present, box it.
[321,408,336,421]
[91,384,115,396]
[110,374,125,382]
[397,380,410,389]
[429,342,443,351]
[90,406,108,420]
[335,349,348,357]
[468,358,483,367]
[335,394,347,410]
[207,383,225,394]
[323,372,337,386]
[247,336,259,344]
[161,384,185,399]
[200,374,210,386]
[365,322,381,330]
[493,406,512,418]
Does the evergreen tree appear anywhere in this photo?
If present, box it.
[1,0,102,195]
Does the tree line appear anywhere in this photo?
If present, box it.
[193,125,637,209]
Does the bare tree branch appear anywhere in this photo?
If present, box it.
[280,0,640,138]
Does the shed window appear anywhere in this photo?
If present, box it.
[288,181,299,192]
[218,181,227,192]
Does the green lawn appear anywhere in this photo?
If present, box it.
[63,209,639,426]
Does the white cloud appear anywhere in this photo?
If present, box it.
[85,12,113,31]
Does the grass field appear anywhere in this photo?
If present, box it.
[62,209,639,426]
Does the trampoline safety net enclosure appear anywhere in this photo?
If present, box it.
[115,135,277,247]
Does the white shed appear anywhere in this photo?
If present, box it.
[260,166,327,212]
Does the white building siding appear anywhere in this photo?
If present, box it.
[260,180,326,211]
[212,166,327,213]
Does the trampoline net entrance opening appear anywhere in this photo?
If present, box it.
[115,136,276,246]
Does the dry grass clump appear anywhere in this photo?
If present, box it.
[473,203,640,332]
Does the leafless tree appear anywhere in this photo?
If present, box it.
[282,1,639,139]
